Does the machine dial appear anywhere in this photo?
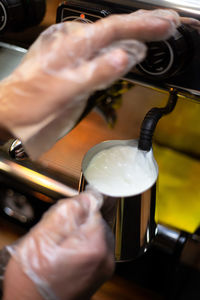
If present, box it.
[0,1,7,31]
[138,40,174,77]
[137,25,197,80]
[56,2,111,25]
[63,15,93,24]
[0,0,45,33]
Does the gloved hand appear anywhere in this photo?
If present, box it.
[3,191,114,300]
[0,9,181,159]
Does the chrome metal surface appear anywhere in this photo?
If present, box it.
[58,1,200,103]
[154,224,182,255]
[9,139,28,160]
[79,139,158,261]
[126,75,200,103]
[0,151,78,200]
[3,189,34,223]
[0,42,26,80]
[104,0,200,18]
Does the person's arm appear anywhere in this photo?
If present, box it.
[0,9,181,160]
[4,258,43,300]
[0,8,192,300]
[3,192,114,300]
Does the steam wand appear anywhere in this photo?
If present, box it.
[138,88,200,273]
[138,88,178,151]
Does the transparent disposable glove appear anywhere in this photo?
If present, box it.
[0,9,182,159]
[3,191,114,300]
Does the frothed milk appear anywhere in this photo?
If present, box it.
[84,144,158,197]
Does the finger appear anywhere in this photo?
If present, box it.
[30,9,180,72]
[31,195,89,245]
[59,9,180,61]
[36,191,103,244]
[95,9,180,43]
[59,192,114,256]
[180,17,200,33]
[72,41,146,93]
[11,193,103,273]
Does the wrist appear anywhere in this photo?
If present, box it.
[3,257,44,300]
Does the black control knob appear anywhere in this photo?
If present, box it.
[137,25,198,80]
[0,0,46,33]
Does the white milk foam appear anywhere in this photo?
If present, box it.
[84,145,158,197]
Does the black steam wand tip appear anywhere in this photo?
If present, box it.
[138,88,178,152]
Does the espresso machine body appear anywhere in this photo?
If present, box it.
[0,0,199,275]
[57,0,200,102]
[57,0,200,265]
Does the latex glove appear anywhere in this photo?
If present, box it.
[180,17,200,33]
[3,191,114,300]
[0,9,181,159]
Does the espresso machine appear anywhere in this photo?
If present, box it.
[0,0,200,298]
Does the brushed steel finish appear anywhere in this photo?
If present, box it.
[0,151,78,200]
[103,0,200,18]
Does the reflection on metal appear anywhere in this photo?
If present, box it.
[0,152,78,200]
[108,0,200,17]
[153,223,200,270]
[3,189,34,223]
[0,42,26,81]
[140,189,151,245]
[0,42,27,54]
[154,224,182,255]
[115,198,124,261]
[111,187,157,262]
[9,139,28,160]
[150,0,200,15]
[126,76,200,103]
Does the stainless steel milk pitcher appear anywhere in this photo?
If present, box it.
[79,139,158,262]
